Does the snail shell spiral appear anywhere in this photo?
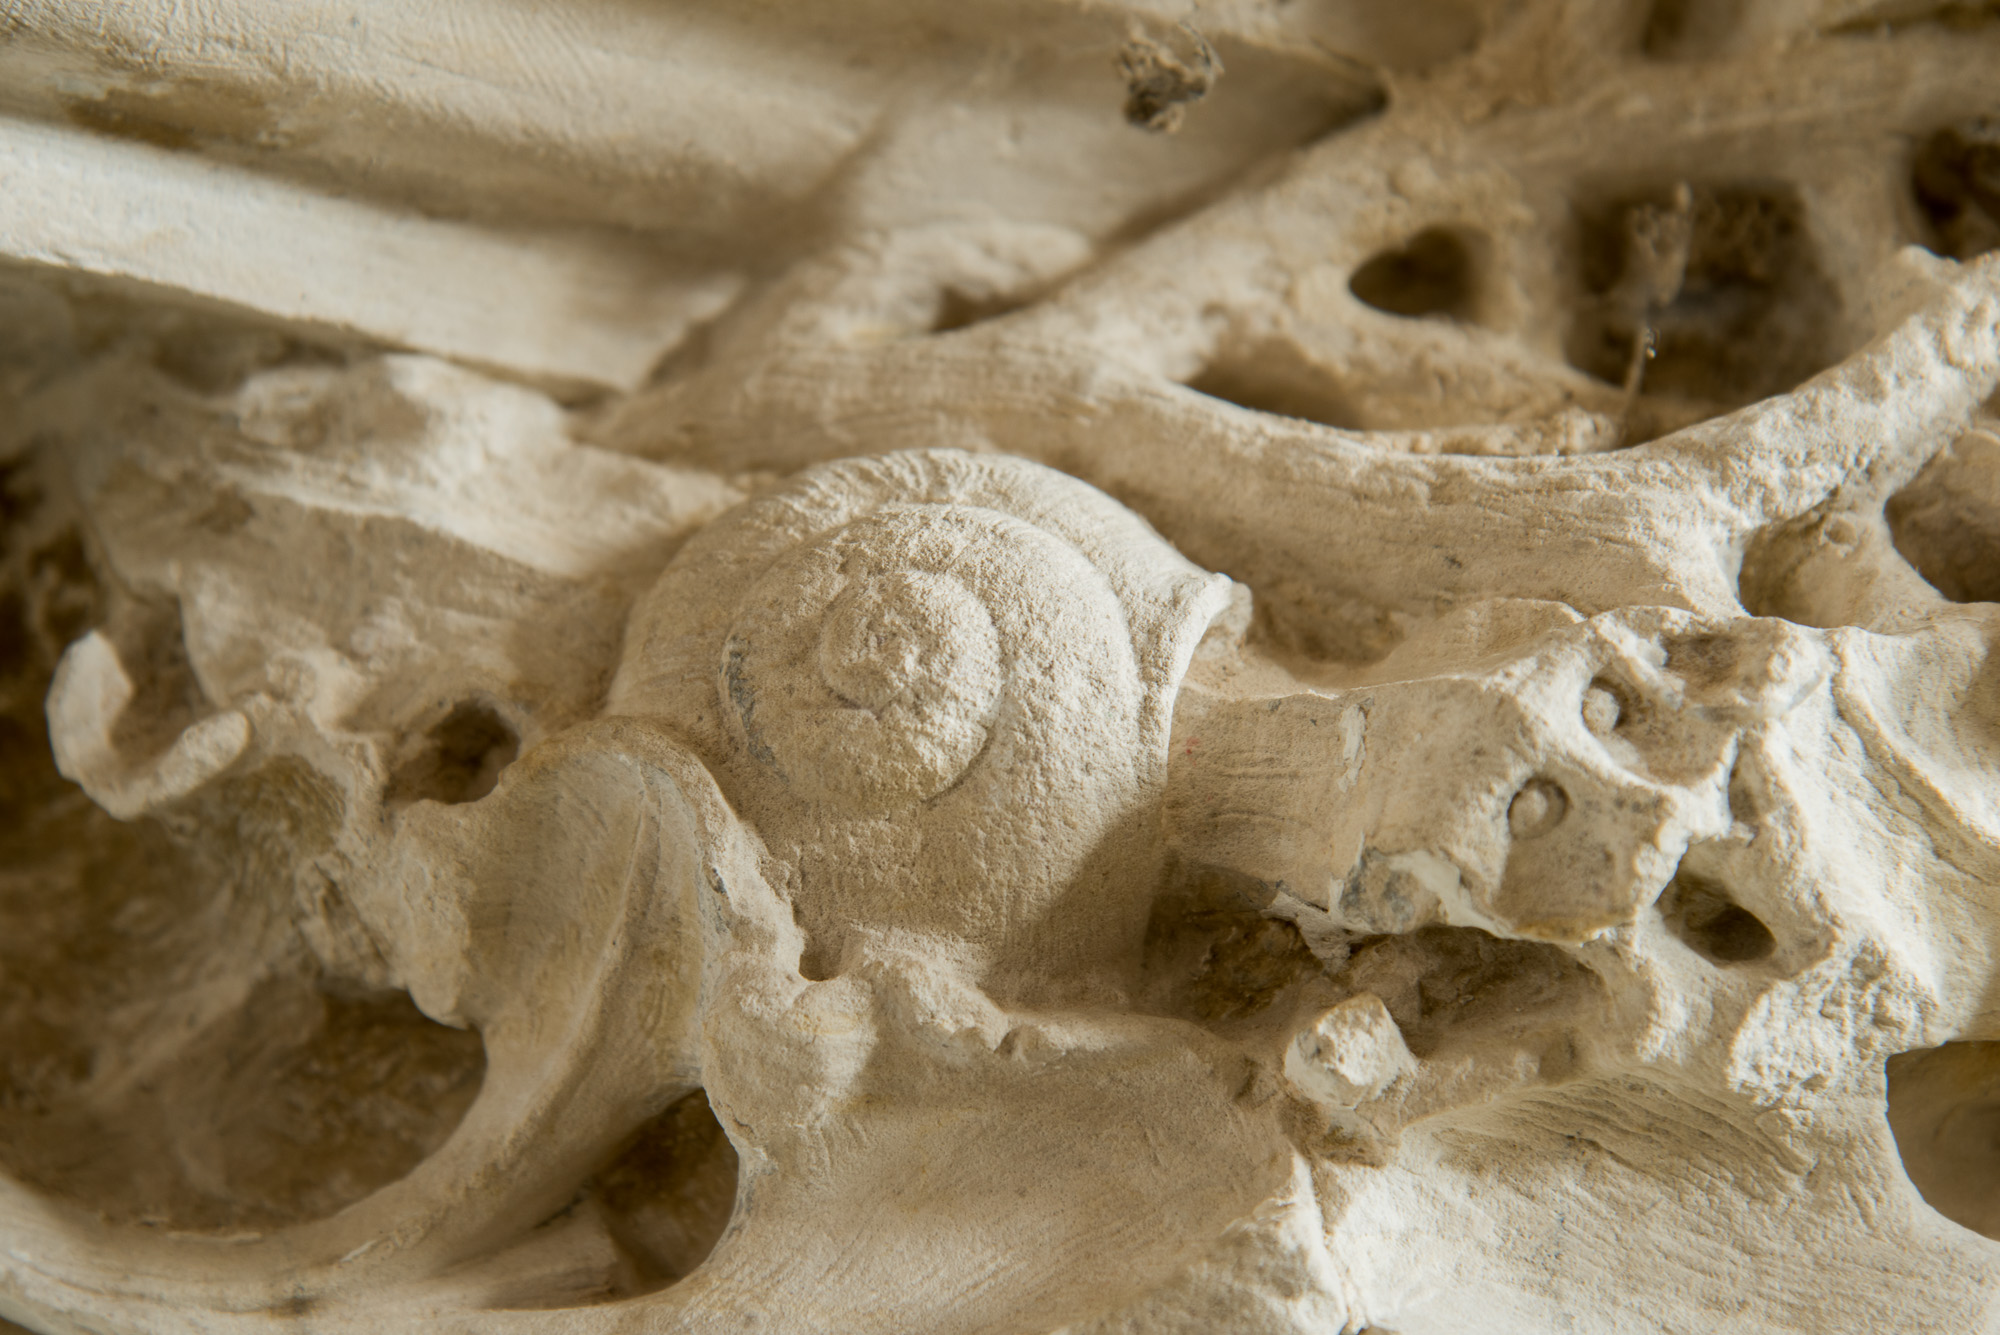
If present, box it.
[721,507,1010,813]
[609,449,1233,977]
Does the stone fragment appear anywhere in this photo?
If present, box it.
[1283,994,1418,1110]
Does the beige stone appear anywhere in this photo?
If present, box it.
[0,2,1998,1333]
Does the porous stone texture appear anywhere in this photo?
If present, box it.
[0,2,1998,1333]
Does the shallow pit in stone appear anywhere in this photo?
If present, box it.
[1886,429,2000,603]
[1349,228,1479,320]
[1641,0,1743,57]
[1336,925,1602,1070]
[0,960,486,1232]
[1657,870,1776,964]
[1830,2,2000,37]
[1184,341,1361,430]
[930,287,1033,334]
[389,700,520,806]
[1911,119,2000,261]
[1139,861,1325,1032]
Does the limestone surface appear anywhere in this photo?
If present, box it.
[0,2,1998,1333]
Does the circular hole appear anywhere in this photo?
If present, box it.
[1507,777,1569,840]
[1657,871,1775,963]
[1887,1040,2000,1239]
[1349,228,1477,320]
[389,701,520,806]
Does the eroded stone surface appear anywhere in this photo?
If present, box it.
[1,2,1999,1333]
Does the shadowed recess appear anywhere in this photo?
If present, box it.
[1829,2,2000,35]
[1349,228,1478,320]
[1912,119,2000,260]
[1567,182,1840,411]
[1657,870,1776,964]
[0,606,485,1230]
[1641,0,1743,57]
[1887,1040,2000,1239]
[1185,340,1359,430]
[0,942,485,1230]
[1887,429,2000,603]
[1139,861,1322,1031]
[1336,925,1601,1069]
[591,1088,741,1293]
[389,700,520,806]
[930,288,1033,334]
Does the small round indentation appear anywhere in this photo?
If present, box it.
[388,701,518,807]
[1350,228,1477,320]
[1822,513,1861,547]
[1507,778,1568,840]
[1582,682,1622,736]
[1885,430,2000,604]
[1658,871,1775,963]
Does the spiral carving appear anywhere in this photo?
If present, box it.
[607,449,1233,976]
[721,507,1009,813]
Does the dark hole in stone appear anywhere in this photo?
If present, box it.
[1567,182,1839,413]
[0,713,61,829]
[794,936,839,983]
[1185,341,1360,430]
[589,1088,740,1290]
[1139,861,1320,1030]
[0,457,41,533]
[389,702,519,806]
[1642,0,1695,51]
[1657,870,1775,963]
[0,590,32,681]
[1912,119,2000,261]
[931,288,1030,334]
[1349,228,1477,320]
[1886,430,2000,603]
[29,528,103,648]
[1336,925,1601,1077]
[1640,0,1740,56]
[1886,1040,2000,1239]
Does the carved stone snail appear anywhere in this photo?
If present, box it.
[608,448,1234,1002]
[9,445,1257,1328]
[10,417,2000,1330]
